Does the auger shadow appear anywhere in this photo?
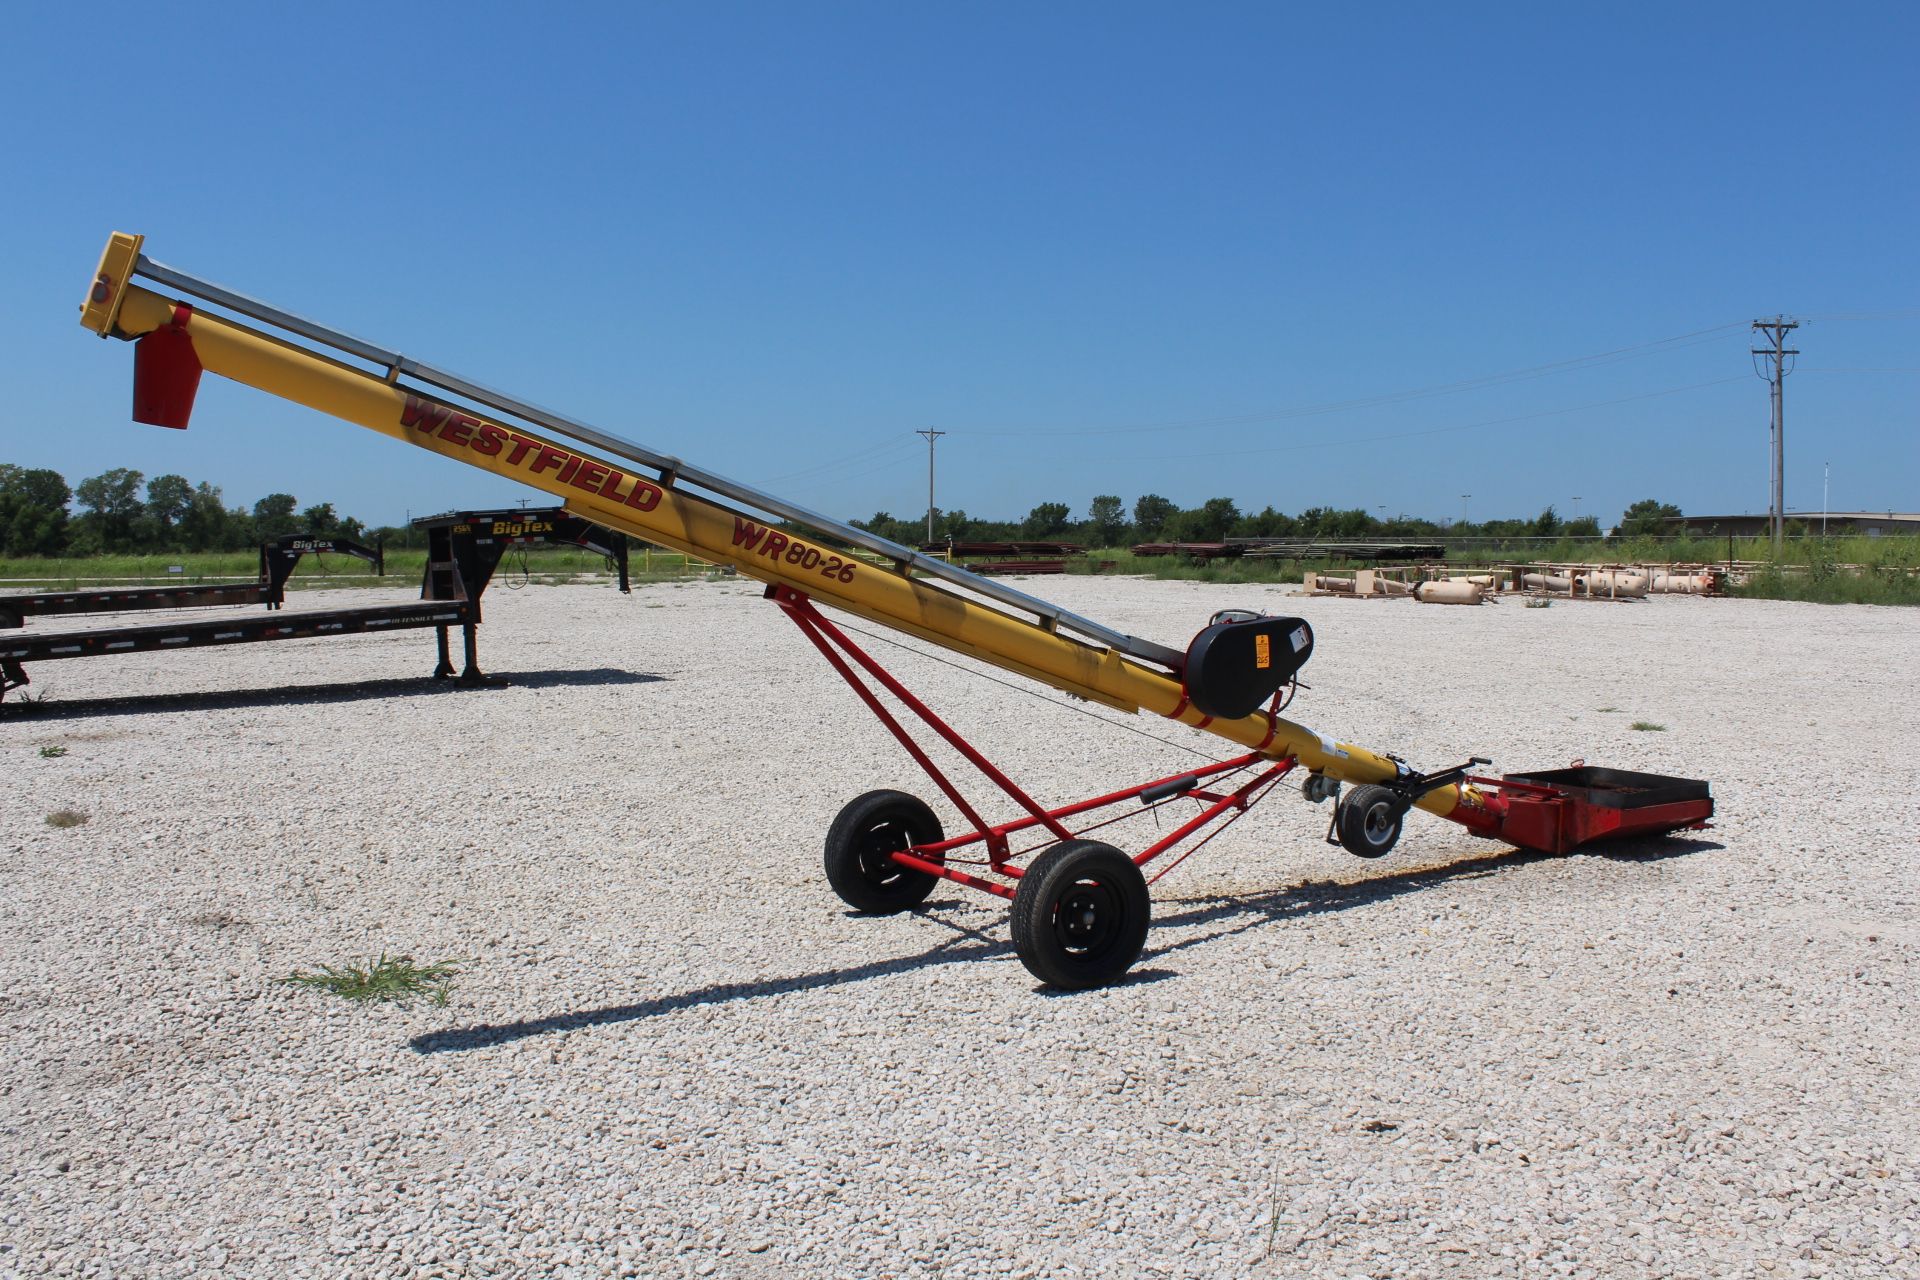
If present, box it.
[410,912,1013,1054]
[411,835,1716,1053]
[1143,835,1721,960]
[2,668,664,720]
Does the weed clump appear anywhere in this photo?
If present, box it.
[281,954,464,1007]
[1630,721,1667,732]
[1731,537,1920,606]
[45,809,88,828]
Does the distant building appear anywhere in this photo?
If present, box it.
[1665,512,1920,537]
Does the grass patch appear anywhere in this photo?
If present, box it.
[1062,549,1303,583]
[0,548,721,589]
[281,953,464,1007]
[1059,533,1920,594]
[38,745,67,758]
[1721,535,1920,606]
[1732,563,1920,606]
[45,809,88,827]
[1629,721,1666,732]
[15,536,1915,599]
[1596,706,1619,713]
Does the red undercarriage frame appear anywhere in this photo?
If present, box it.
[773,587,1296,899]
[774,587,1714,887]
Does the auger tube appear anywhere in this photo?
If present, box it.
[77,232,1468,822]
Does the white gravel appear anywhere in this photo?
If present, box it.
[3,577,1915,1279]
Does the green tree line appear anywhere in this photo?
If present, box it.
[849,495,1682,549]
[0,464,401,557]
[3,461,1687,560]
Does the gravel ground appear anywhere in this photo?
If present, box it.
[3,576,1915,1280]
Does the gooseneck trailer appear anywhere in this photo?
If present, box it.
[0,532,384,632]
[75,233,1711,988]
[1,512,628,699]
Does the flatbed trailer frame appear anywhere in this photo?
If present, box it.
[1,601,471,698]
[1,509,628,701]
[0,533,384,629]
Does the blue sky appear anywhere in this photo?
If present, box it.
[1,2,1913,529]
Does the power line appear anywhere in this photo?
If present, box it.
[753,435,919,487]
[1793,310,1920,322]
[961,321,1748,439]
[776,451,921,505]
[1106,375,1749,463]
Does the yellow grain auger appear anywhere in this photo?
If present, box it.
[76,233,1712,988]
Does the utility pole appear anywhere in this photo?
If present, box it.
[1459,494,1470,527]
[1823,462,1829,537]
[1752,317,1799,554]
[916,428,946,545]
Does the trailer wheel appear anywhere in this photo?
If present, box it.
[1010,840,1150,990]
[824,790,945,914]
[1336,785,1407,858]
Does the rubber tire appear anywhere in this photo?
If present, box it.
[1010,840,1151,990]
[824,790,945,914]
[1336,784,1406,858]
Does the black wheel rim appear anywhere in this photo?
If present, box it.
[856,820,914,887]
[1052,876,1126,959]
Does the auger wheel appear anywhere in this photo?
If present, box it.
[823,790,945,914]
[1009,840,1151,990]
[1335,784,1408,858]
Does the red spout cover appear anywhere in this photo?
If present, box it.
[132,305,201,430]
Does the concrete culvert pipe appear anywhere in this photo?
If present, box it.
[1581,571,1649,598]
[1414,580,1483,605]
[1652,572,1712,593]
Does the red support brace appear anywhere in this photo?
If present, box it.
[772,586,1296,901]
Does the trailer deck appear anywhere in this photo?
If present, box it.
[2,601,471,698]
[0,533,384,629]
[0,510,628,702]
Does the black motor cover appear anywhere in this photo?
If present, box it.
[1182,615,1314,719]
